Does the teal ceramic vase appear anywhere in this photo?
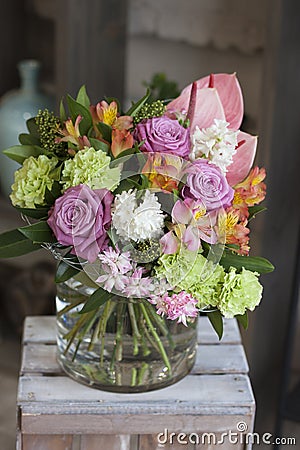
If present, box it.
[0,60,55,198]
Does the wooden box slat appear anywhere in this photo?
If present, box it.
[23,315,242,345]
[20,342,248,376]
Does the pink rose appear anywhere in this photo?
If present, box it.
[47,184,113,263]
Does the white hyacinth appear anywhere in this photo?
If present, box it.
[191,119,239,173]
[112,189,165,242]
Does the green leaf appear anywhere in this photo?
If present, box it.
[125,88,151,116]
[26,117,39,136]
[248,205,267,220]
[15,206,49,219]
[0,229,41,258]
[55,260,80,283]
[59,98,67,122]
[207,310,223,340]
[89,137,110,153]
[66,94,93,135]
[18,221,56,243]
[76,85,91,110]
[236,311,248,330]
[79,287,110,314]
[3,145,43,164]
[44,181,62,205]
[19,133,41,146]
[220,251,275,273]
[96,122,112,143]
[107,227,118,249]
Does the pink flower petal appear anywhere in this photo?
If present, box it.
[160,231,179,254]
[172,200,192,224]
[183,226,201,252]
[167,87,225,132]
[226,131,258,186]
[195,73,244,129]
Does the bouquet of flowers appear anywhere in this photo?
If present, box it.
[0,73,274,390]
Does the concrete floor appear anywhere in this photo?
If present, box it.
[0,323,299,450]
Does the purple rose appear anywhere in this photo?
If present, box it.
[47,184,113,263]
[182,160,234,211]
[134,116,190,158]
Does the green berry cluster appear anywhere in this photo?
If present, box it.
[131,239,161,263]
[35,109,65,157]
[133,100,166,125]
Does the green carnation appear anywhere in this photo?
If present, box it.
[62,147,120,191]
[156,250,196,287]
[156,251,225,309]
[179,254,225,308]
[10,155,58,208]
[218,267,263,318]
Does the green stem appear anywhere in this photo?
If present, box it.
[128,302,141,356]
[139,303,172,375]
[115,303,126,362]
[137,362,149,386]
[57,299,85,317]
[98,300,114,366]
[131,368,137,387]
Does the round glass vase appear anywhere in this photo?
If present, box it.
[56,277,198,393]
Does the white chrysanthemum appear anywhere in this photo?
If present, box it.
[191,119,238,173]
[112,189,165,242]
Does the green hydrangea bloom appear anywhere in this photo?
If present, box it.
[10,155,58,208]
[218,267,263,318]
[62,147,121,191]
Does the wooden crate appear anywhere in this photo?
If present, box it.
[17,316,255,449]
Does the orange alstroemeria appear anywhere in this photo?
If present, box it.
[142,153,184,192]
[56,115,90,150]
[90,100,133,138]
[232,166,266,220]
[218,208,250,255]
[111,129,134,158]
[235,166,266,206]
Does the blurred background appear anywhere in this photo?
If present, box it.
[0,0,299,448]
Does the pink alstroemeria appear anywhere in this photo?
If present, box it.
[167,73,257,186]
[172,198,218,244]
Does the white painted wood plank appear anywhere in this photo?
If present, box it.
[18,373,254,411]
[81,434,132,450]
[23,316,56,344]
[193,345,248,374]
[198,317,241,344]
[23,316,241,345]
[21,343,248,375]
[20,411,254,436]
[22,434,73,450]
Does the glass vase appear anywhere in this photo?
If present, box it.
[56,277,198,393]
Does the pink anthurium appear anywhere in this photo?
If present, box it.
[167,73,244,131]
[226,132,258,186]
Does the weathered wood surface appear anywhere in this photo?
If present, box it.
[17,316,255,449]
[21,342,248,375]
